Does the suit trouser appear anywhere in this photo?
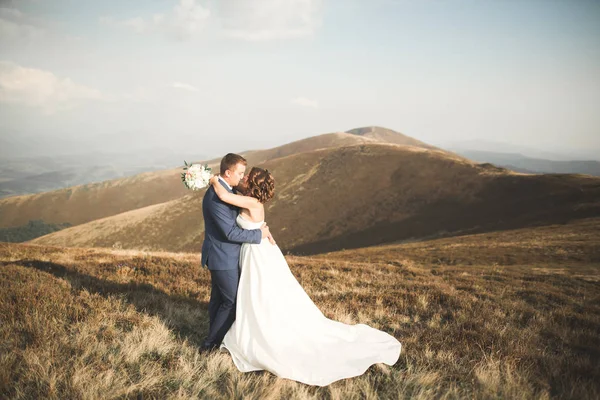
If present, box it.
[203,266,240,347]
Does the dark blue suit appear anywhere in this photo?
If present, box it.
[201,179,262,347]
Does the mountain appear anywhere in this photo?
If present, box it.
[28,142,600,255]
[206,126,448,166]
[448,150,600,176]
[436,138,600,161]
[0,127,448,230]
[346,126,440,150]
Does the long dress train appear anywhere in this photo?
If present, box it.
[219,214,402,386]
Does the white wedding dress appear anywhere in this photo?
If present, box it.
[219,214,402,386]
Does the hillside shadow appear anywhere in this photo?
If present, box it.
[6,259,209,347]
[287,174,600,255]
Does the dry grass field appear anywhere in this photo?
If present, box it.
[2,217,599,399]
[0,168,190,229]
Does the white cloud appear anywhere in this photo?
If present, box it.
[291,96,319,108]
[170,82,199,92]
[0,61,104,115]
[100,0,210,40]
[123,16,147,34]
[0,7,45,40]
[100,0,322,42]
[220,0,323,41]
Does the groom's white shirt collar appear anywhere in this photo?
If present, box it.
[218,175,233,191]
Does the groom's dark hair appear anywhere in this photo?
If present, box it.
[220,153,247,175]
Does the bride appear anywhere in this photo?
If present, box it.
[208,168,402,387]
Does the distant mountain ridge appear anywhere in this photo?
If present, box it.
[452,149,600,176]
[0,149,207,199]
[437,138,600,161]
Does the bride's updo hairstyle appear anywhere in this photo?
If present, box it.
[246,167,275,204]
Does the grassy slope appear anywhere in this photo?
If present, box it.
[28,143,600,255]
[0,131,379,229]
[26,192,205,252]
[315,216,600,266]
[0,168,190,228]
[1,218,599,398]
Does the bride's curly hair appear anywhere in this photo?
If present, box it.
[246,167,275,204]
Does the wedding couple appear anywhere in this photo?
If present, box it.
[200,153,402,386]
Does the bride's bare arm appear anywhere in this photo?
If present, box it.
[209,175,276,245]
[210,175,261,209]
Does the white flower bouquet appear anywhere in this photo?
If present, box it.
[181,160,213,190]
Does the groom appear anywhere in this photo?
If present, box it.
[200,153,273,353]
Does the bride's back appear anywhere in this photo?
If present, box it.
[239,205,264,225]
[237,213,264,230]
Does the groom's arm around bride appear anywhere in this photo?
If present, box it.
[201,177,270,270]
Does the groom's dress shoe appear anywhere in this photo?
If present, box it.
[200,344,219,354]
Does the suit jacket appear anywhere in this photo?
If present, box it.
[201,179,262,270]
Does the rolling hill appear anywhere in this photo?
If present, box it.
[0,127,456,233]
[0,168,190,229]
[28,142,600,255]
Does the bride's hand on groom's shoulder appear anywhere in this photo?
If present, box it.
[209,174,219,186]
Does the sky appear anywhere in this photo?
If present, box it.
[1,0,599,159]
